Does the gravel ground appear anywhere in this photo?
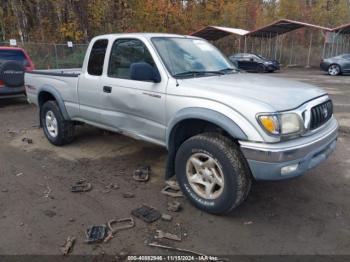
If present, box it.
[0,69,349,258]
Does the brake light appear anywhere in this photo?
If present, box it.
[0,80,4,87]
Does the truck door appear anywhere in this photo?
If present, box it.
[100,38,167,144]
[78,39,109,123]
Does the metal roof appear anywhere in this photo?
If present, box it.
[246,19,331,37]
[332,23,350,34]
[190,26,250,40]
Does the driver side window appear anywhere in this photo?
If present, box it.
[108,39,156,80]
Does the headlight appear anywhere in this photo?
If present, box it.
[258,113,303,136]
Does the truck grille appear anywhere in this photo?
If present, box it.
[310,100,333,130]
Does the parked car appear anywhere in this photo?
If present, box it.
[25,33,338,215]
[0,46,35,97]
[320,53,350,76]
[229,53,280,73]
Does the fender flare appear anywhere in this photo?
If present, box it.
[166,107,248,149]
[37,85,70,120]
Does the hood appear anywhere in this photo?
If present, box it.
[179,73,327,111]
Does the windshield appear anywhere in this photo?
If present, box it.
[151,37,236,78]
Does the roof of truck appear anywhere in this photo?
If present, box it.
[93,33,198,40]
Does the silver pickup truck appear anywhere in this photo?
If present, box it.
[25,33,338,214]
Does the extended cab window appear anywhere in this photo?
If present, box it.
[87,39,108,76]
[108,39,156,80]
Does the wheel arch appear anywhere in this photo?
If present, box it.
[38,85,70,121]
[165,108,248,179]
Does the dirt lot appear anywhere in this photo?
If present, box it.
[0,69,349,257]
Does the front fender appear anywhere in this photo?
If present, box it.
[166,107,248,149]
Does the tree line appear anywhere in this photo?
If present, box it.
[1,0,349,44]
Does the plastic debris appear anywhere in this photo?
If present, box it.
[167,201,181,212]
[133,166,151,182]
[155,229,181,242]
[61,236,76,255]
[107,217,135,234]
[85,225,107,244]
[161,214,173,221]
[71,180,92,193]
[132,205,161,223]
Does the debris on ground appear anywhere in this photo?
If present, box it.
[161,214,173,221]
[123,192,135,198]
[107,217,135,234]
[22,137,33,144]
[86,225,107,244]
[116,249,129,261]
[161,181,183,198]
[132,205,161,223]
[244,221,254,225]
[43,209,56,218]
[101,183,119,194]
[61,236,76,255]
[19,222,24,227]
[133,166,151,182]
[155,229,182,242]
[71,180,92,193]
[167,201,182,212]
[103,232,114,243]
[16,172,23,177]
[43,185,52,198]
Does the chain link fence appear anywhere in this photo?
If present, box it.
[0,41,88,69]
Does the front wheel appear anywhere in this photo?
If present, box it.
[175,133,252,214]
[40,101,75,146]
[328,64,341,76]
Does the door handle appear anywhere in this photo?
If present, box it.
[103,86,112,93]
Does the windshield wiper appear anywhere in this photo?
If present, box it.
[219,68,238,73]
[173,70,225,78]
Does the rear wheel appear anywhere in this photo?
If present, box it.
[175,133,252,214]
[40,101,75,146]
[328,64,341,76]
[257,64,265,73]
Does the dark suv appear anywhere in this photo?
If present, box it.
[229,53,280,73]
[0,47,35,97]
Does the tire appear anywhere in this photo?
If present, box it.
[0,61,25,87]
[328,64,341,76]
[40,101,75,146]
[175,133,252,215]
[257,64,265,73]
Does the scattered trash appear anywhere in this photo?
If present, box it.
[165,181,180,191]
[155,229,182,242]
[132,205,161,223]
[133,166,151,182]
[43,185,52,198]
[22,137,33,144]
[161,185,183,198]
[107,217,135,234]
[71,180,92,193]
[167,201,181,212]
[161,214,173,222]
[16,172,23,177]
[244,221,253,225]
[86,225,107,244]
[61,236,76,255]
[103,232,114,243]
[123,192,135,198]
[101,183,119,194]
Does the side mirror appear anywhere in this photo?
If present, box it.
[130,62,161,83]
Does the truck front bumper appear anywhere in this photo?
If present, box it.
[239,118,338,180]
